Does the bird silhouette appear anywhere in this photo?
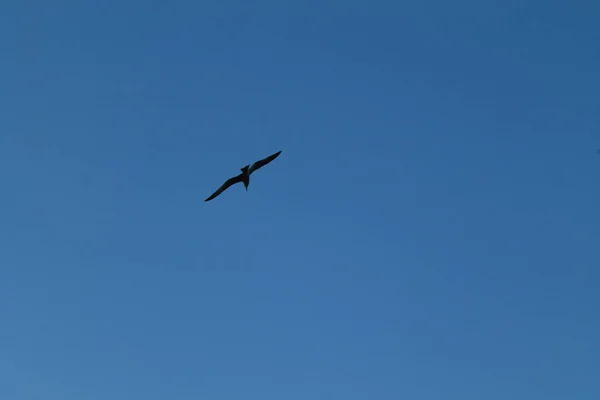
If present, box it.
[204,150,282,202]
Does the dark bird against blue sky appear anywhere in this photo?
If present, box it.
[204,150,282,202]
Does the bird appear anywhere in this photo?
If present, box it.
[204,150,282,202]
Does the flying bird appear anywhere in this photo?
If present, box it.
[204,150,282,202]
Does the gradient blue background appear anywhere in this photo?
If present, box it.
[1,1,599,399]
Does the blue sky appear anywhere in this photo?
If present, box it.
[1,1,599,399]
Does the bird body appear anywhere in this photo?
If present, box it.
[204,150,282,202]
[240,165,250,190]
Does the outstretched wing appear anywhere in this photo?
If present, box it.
[204,174,243,202]
[249,150,282,174]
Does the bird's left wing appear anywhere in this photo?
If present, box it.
[249,150,282,174]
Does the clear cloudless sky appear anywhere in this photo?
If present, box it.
[1,1,599,399]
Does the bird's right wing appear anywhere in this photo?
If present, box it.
[204,174,243,202]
